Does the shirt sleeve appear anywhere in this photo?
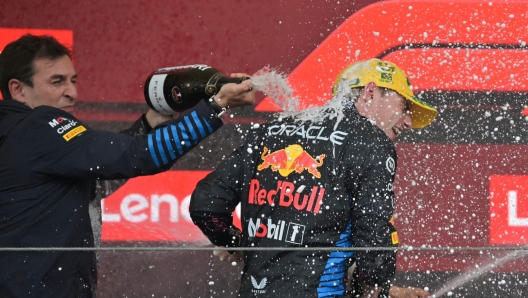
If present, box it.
[349,140,398,288]
[27,100,223,180]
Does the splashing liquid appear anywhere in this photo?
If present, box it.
[251,66,359,129]
[251,66,299,113]
[431,249,528,297]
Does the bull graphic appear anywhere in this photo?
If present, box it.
[257,144,325,178]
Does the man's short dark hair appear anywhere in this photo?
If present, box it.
[0,34,72,100]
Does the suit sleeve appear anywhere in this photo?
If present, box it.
[29,100,222,180]
[349,141,397,290]
[189,138,249,248]
[119,113,152,136]
[91,113,155,204]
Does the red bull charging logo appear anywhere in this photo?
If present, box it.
[257,145,325,178]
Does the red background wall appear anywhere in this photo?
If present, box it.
[3,0,528,260]
[0,0,378,104]
[3,0,528,296]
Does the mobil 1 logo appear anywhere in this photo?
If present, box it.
[248,217,306,245]
[285,222,306,245]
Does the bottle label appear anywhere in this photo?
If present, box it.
[148,74,176,115]
[154,64,211,73]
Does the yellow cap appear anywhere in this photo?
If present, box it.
[332,59,438,129]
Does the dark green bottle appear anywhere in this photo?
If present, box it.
[144,64,248,114]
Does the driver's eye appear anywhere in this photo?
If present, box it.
[404,100,411,113]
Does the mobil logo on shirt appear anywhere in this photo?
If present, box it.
[257,144,326,178]
[248,217,305,245]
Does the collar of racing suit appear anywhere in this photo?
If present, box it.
[0,99,30,121]
[0,100,31,147]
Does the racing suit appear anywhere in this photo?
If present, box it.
[190,105,398,297]
[0,99,222,298]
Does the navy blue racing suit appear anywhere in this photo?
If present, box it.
[0,99,222,298]
[190,105,398,297]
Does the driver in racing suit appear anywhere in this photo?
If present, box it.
[190,59,438,297]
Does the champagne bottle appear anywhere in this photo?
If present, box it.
[144,64,248,115]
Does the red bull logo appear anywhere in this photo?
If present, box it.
[257,145,325,178]
[248,179,325,214]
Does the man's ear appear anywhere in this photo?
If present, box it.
[363,82,377,100]
[358,82,376,103]
[8,79,25,103]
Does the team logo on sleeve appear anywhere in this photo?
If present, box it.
[48,116,70,127]
[386,157,395,175]
[48,116,86,141]
[63,125,86,141]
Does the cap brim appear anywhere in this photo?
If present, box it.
[402,94,438,129]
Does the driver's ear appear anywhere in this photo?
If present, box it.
[363,82,377,101]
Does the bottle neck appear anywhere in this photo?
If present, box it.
[205,74,245,96]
